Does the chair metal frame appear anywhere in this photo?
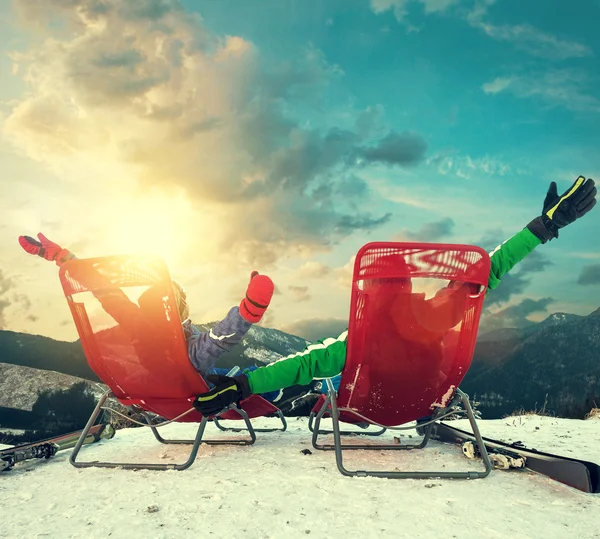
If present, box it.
[308,395,386,437]
[310,380,493,479]
[70,390,287,471]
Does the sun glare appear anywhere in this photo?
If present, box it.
[100,192,196,265]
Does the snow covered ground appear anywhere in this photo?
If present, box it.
[1,415,599,539]
[0,428,25,436]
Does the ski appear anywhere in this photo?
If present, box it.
[432,422,600,493]
[1,423,115,472]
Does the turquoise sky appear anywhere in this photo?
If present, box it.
[0,0,598,340]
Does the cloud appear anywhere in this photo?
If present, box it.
[569,252,600,261]
[359,131,428,166]
[287,285,311,302]
[5,0,426,268]
[354,105,385,138]
[0,299,11,330]
[0,271,13,296]
[335,213,393,234]
[333,256,356,292]
[467,7,593,61]
[282,317,348,342]
[420,0,460,13]
[518,250,553,274]
[475,229,506,253]
[430,152,515,179]
[372,0,592,61]
[479,297,555,333]
[484,271,530,307]
[297,261,332,279]
[397,217,455,241]
[12,293,33,312]
[370,0,460,23]
[371,0,410,21]
[577,264,600,286]
[0,270,16,329]
[370,182,434,209]
[481,71,600,113]
[481,77,512,95]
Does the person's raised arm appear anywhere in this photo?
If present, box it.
[488,176,596,290]
[18,233,141,328]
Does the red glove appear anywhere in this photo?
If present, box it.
[18,233,75,266]
[239,271,274,323]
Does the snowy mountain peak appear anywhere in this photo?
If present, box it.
[538,312,582,328]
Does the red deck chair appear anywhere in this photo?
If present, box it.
[58,255,286,471]
[310,242,493,479]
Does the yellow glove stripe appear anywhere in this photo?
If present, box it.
[546,176,585,220]
[195,384,237,403]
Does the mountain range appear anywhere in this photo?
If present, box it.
[463,308,600,418]
[1,307,598,438]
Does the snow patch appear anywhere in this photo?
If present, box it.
[0,428,26,435]
[1,416,599,538]
[430,385,456,409]
[243,347,282,364]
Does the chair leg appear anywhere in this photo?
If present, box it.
[146,405,258,446]
[308,410,386,437]
[324,386,493,480]
[70,396,259,471]
[312,391,428,452]
[70,391,207,471]
[212,410,288,433]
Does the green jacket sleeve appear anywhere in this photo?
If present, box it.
[487,227,542,290]
[246,331,348,395]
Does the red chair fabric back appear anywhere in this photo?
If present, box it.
[337,242,490,426]
[59,255,278,422]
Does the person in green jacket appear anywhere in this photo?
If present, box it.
[192,176,597,416]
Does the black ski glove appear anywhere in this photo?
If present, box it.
[527,176,596,243]
[192,374,251,416]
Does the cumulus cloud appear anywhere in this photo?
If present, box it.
[282,317,348,342]
[5,0,428,268]
[577,264,600,286]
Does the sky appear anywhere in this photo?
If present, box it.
[0,0,599,342]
